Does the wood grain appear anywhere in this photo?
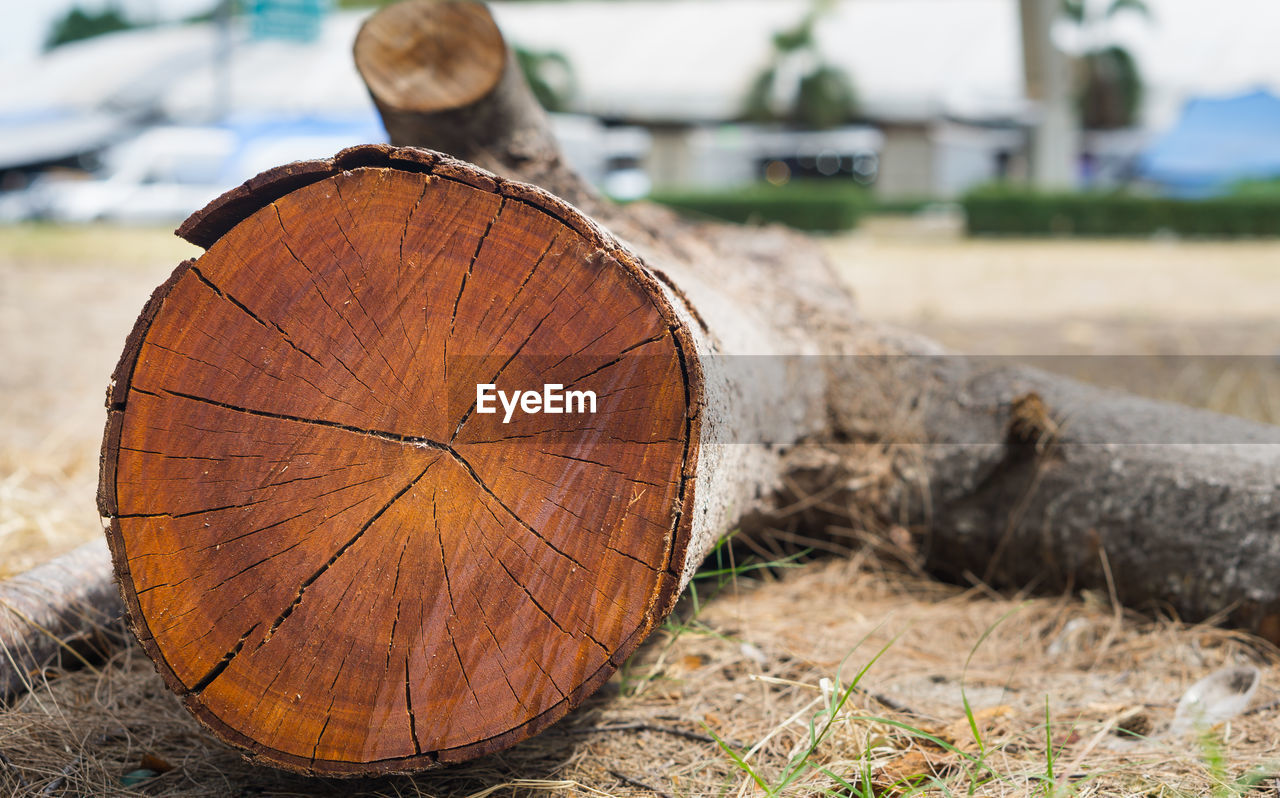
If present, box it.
[353,1,505,113]
[100,147,701,774]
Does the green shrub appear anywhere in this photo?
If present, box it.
[867,196,944,215]
[647,181,867,232]
[962,185,1280,237]
[1230,178,1280,197]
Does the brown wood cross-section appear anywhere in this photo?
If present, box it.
[100,147,701,773]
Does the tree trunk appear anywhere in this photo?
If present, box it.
[88,0,1280,777]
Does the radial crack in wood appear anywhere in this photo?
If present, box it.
[100,149,700,774]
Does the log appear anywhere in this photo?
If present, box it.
[87,0,1280,777]
[102,145,719,774]
[350,0,1280,638]
[0,541,123,700]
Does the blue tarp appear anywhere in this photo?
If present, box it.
[1138,89,1280,196]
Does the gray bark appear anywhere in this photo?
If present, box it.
[0,541,123,700]
[830,347,1280,638]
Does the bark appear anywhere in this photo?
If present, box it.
[0,541,124,701]
[835,350,1280,635]
[75,0,1280,777]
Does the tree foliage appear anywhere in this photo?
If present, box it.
[514,47,575,112]
[46,6,135,51]
[742,0,857,130]
[1079,45,1142,129]
[1061,0,1150,129]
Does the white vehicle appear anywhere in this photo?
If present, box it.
[14,122,381,224]
[19,127,237,223]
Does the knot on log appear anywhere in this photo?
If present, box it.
[1007,391,1059,451]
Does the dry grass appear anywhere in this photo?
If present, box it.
[827,219,1280,326]
[825,219,1280,428]
[0,441,100,578]
[0,224,194,577]
[1,556,1278,796]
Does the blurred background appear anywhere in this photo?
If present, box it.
[1,0,1278,574]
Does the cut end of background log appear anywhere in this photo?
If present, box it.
[351,0,579,208]
[353,1,505,114]
[99,146,702,774]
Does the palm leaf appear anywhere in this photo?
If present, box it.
[1107,0,1152,19]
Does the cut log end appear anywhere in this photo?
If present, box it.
[100,149,700,774]
[353,1,505,114]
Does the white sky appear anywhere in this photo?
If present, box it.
[2,0,1268,130]
[0,0,1223,66]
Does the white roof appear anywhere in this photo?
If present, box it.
[161,15,374,121]
[0,17,374,122]
[493,0,1027,122]
[2,25,216,115]
[0,111,130,170]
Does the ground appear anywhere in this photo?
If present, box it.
[1,220,1278,795]
[3,558,1278,796]
[0,225,197,577]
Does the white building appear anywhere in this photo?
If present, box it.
[2,0,1277,203]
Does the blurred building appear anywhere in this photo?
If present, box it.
[494,0,1029,198]
[3,0,1280,221]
